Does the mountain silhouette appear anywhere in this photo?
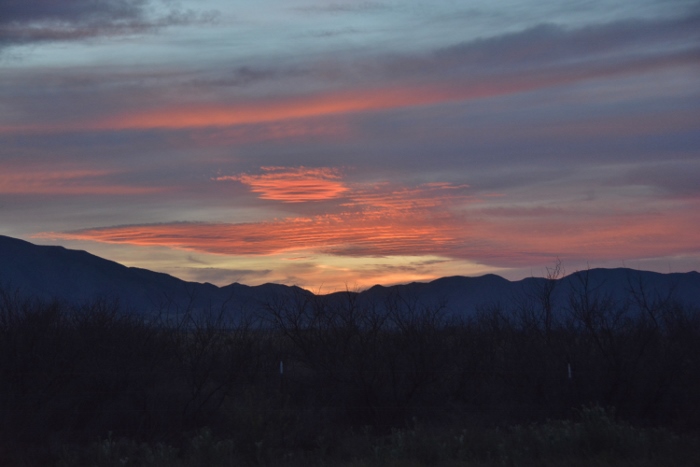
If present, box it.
[1,235,699,318]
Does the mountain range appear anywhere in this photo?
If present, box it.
[1,235,699,319]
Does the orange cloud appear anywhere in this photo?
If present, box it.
[34,174,700,270]
[454,203,700,266]
[36,203,700,266]
[218,165,474,209]
[0,78,561,135]
[2,48,695,137]
[76,57,691,133]
[345,182,471,213]
[35,215,460,257]
[0,168,164,195]
[216,166,349,203]
[98,85,457,131]
[0,85,452,134]
[36,181,473,256]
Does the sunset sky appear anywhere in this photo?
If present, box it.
[1,0,699,291]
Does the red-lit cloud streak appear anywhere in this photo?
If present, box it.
[0,168,164,195]
[4,48,694,136]
[38,179,472,256]
[215,166,348,203]
[457,205,700,266]
[38,215,457,257]
[344,182,471,213]
[37,202,700,267]
[37,168,700,267]
[0,84,498,134]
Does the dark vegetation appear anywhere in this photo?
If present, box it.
[1,266,699,466]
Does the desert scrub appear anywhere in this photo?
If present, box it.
[58,428,242,467]
[55,414,700,467]
[57,432,179,467]
[493,405,697,466]
[359,407,699,467]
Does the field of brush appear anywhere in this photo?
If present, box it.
[1,284,699,466]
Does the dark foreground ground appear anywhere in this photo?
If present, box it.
[1,281,699,466]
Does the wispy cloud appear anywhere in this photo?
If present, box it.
[35,216,457,257]
[345,182,471,213]
[215,166,349,203]
[187,119,350,146]
[0,0,218,49]
[293,2,391,15]
[36,178,474,256]
[0,167,165,195]
[36,197,700,267]
[37,163,700,268]
[610,161,700,199]
[37,155,700,268]
[429,14,700,71]
[4,14,697,135]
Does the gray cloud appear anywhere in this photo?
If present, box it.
[0,0,218,48]
[612,161,700,198]
[189,65,312,89]
[376,13,700,82]
[443,15,698,64]
[305,27,361,38]
[0,0,149,24]
[293,2,391,15]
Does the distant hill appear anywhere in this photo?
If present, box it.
[0,235,306,317]
[1,235,699,319]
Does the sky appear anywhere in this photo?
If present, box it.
[1,0,699,292]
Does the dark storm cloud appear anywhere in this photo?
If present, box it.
[0,0,218,48]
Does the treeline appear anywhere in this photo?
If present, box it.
[0,269,699,465]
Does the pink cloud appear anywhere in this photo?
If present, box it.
[216,166,349,203]
[36,201,700,267]
[3,61,672,135]
[34,169,700,272]
[36,181,473,256]
[0,168,165,195]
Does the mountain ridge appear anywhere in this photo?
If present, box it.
[1,235,699,317]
